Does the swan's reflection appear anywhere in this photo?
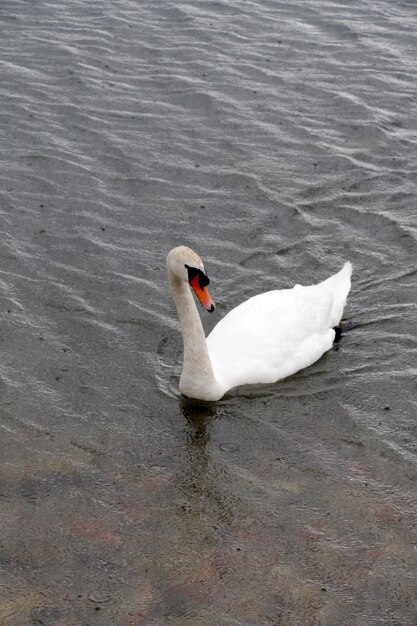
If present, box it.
[180,396,217,449]
[178,397,234,526]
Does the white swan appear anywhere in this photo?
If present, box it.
[167,245,352,401]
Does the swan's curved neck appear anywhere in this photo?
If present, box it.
[168,269,221,400]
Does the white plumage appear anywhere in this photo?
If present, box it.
[166,246,351,401]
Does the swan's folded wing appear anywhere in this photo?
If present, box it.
[206,285,336,391]
[318,261,352,327]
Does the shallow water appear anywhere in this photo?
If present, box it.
[1,0,417,624]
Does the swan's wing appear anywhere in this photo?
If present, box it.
[318,261,352,327]
[207,283,337,391]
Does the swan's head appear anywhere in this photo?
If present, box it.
[167,246,215,313]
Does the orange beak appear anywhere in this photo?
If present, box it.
[190,275,215,312]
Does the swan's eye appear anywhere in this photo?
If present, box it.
[185,264,210,289]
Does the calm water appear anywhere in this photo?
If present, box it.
[1,1,417,624]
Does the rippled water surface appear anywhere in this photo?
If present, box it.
[1,1,417,624]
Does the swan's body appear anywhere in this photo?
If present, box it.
[167,246,352,401]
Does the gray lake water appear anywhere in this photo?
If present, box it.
[1,1,417,624]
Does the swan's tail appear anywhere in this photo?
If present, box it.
[320,262,352,327]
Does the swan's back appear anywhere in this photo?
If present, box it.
[206,262,352,393]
